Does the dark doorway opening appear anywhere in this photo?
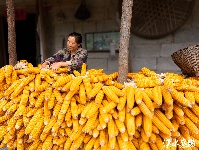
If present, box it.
[3,14,37,66]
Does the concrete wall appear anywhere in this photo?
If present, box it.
[42,0,199,74]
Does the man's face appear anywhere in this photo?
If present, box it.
[67,36,80,52]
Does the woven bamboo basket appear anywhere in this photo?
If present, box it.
[171,45,199,77]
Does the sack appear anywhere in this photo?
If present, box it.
[75,0,90,20]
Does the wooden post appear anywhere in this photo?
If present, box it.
[118,0,133,83]
[6,0,17,66]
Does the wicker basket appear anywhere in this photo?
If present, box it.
[171,45,199,77]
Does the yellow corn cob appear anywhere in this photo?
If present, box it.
[37,81,50,92]
[126,112,135,136]
[115,119,126,133]
[72,118,79,132]
[79,117,87,126]
[152,115,171,135]
[60,97,70,115]
[53,90,64,103]
[92,128,99,138]
[143,115,152,137]
[102,86,120,103]
[135,113,142,128]
[126,86,135,112]
[94,90,104,106]
[52,74,73,88]
[6,103,18,115]
[86,103,99,119]
[7,116,17,132]
[117,134,129,150]
[116,88,126,111]
[44,87,53,101]
[10,75,35,99]
[63,137,72,150]
[78,83,87,104]
[184,115,199,134]
[25,108,43,134]
[28,139,41,150]
[130,106,141,116]
[93,136,100,148]
[107,119,116,138]
[168,88,192,107]
[191,103,199,118]
[14,118,23,130]
[85,137,97,150]
[47,92,55,110]
[43,117,56,134]
[58,128,66,136]
[174,112,185,125]
[83,78,92,97]
[0,68,5,83]
[141,89,154,111]
[4,80,20,98]
[154,109,175,132]
[60,80,72,93]
[99,129,106,146]
[108,135,116,149]
[72,70,81,77]
[109,86,124,97]
[2,101,13,112]
[44,74,54,84]
[98,113,106,129]
[87,82,103,100]
[138,101,154,119]
[104,79,114,86]
[152,86,162,106]
[80,63,87,76]
[179,125,191,140]
[83,112,98,133]
[134,88,143,104]
[53,101,62,117]
[173,103,184,116]
[51,121,60,136]
[140,128,149,143]
[44,100,51,118]
[149,132,156,144]
[70,76,82,91]
[70,125,83,141]
[102,101,117,114]
[0,100,7,111]
[42,134,53,150]
[29,116,44,140]
[64,89,77,101]
[120,131,129,142]
[161,86,173,105]
[26,107,37,118]
[116,106,125,122]
[5,65,13,76]
[114,81,124,89]
[71,97,79,119]
[154,134,165,150]
[185,91,195,106]
[183,107,198,124]
[81,101,92,118]
[34,91,45,108]
[164,104,173,119]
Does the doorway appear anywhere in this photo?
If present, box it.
[2,13,37,67]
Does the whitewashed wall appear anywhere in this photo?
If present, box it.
[43,0,199,74]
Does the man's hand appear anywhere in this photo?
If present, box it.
[50,62,62,71]
[40,61,50,69]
